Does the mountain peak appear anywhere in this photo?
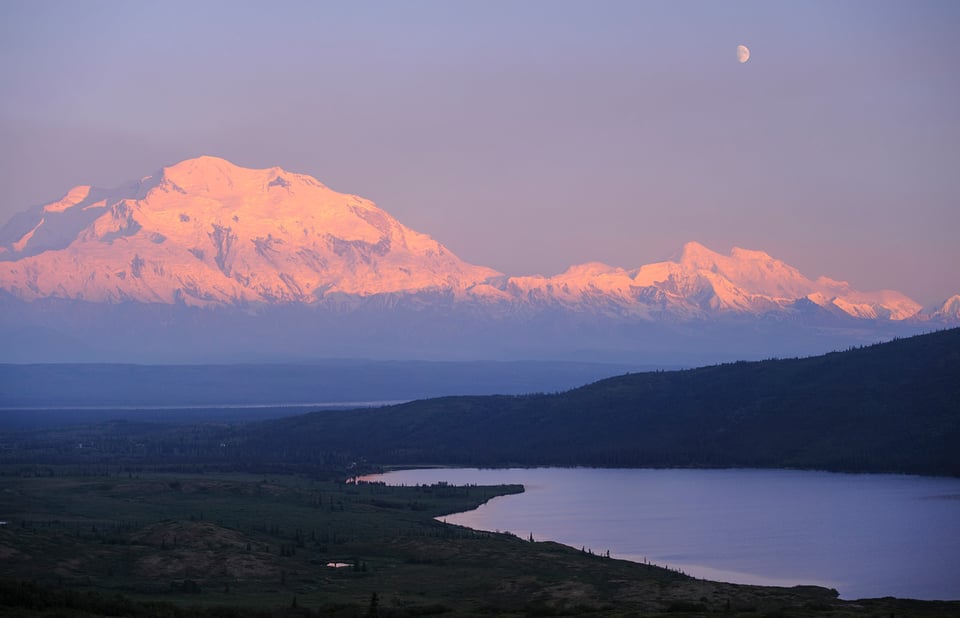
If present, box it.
[676,241,719,264]
[558,262,620,278]
[677,242,777,268]
[162,154,236,179]
[0,157,499,304]
[932,294,960,320]
[156,156,321,198]
[168,154,235,168]
[729,246,774,261]
[44,185,94,213]
[668,242,853,305]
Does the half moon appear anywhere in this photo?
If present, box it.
[737,44,750,64]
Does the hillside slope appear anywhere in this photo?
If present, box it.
[245,328,960,476]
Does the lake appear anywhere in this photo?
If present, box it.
[362,467,960,601]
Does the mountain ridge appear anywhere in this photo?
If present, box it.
[1,156,957,364]
[0,156,953,323]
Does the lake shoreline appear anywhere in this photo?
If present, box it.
[365,466,960,601]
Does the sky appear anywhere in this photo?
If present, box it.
[1,0,958,306]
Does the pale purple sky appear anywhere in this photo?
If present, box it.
[2,1,958,306]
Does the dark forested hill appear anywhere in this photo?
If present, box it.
[244,328,960,475]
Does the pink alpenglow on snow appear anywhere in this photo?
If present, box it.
[0,157,951,323]
[0,156,499,306]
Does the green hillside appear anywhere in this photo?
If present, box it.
[246,328,960,476]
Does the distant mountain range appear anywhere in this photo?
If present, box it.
[1,156,956,363]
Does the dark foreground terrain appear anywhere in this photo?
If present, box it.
[2,467,957,617]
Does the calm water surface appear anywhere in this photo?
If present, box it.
[363,468,960,600]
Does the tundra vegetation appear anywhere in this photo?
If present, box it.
[2,467,958,617]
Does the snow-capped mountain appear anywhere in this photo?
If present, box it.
[484,241,923,321]
[0,156,498,305]
[930,295,960,321]
[0,156,954,364]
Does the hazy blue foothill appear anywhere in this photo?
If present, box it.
[244,327,960,476]
[4,328,956,474]
[0,359,658,429]
[0,290,945,365]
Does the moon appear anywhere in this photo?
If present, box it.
[737,44,750,64]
